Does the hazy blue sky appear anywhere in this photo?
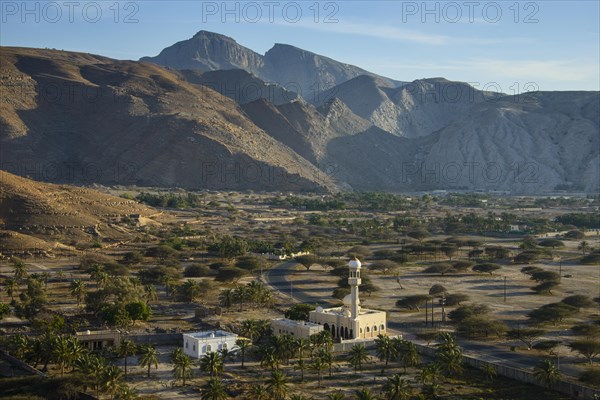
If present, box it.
[2,1,599,91]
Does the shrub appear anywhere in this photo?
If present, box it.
[445,293,470,307]
[215,267,248,282]
[578,368,600,386]
[528,302,578,325]
[423,263,453,275]
[472,263,501,275]
[184,264,213,278]
[561,295,595,308]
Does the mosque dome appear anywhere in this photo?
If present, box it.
[315,306,324,313]
[348,258,361,269]
[342,294,359,306]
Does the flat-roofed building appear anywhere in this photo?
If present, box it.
[271,318,323,338]
[183,330,238,358]
[75,330,122,351]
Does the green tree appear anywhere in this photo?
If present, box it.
[200,351,224,377]
[375,334,396,375]
[53,335,83,376]
[172,349,194,386]
[0,303,10,320]
[125,301,151,325]
[138,345,158,378]
[578,240,589,254]
[348,344,369,374]
[248,384,269,400]
[533,359,561,388]
[235,338,251,368]
[506,328,545,350]
[384,373,411,400]
[4,277,18,300]
[267,370,289,400]
[310,354,327,387]
[117,339,137,379]
[569,340,600,364]
[12,259,28,282]
[284,303,316,321]
[70,279,87,309]
[353,387,380,400]
[102,365,124,400]
[294,358,307,382]
[435,332,463,376]
[200,378,228,400]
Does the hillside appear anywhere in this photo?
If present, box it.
[0,47,336,192]
[0,171,158,255]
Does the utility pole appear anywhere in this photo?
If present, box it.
[425,299,428,327]
[441,295,446,323]
[559,259,562,282]
[431,298,435,327]
[503,276,507,303]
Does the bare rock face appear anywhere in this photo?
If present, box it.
[140,31,264,74]
[141,31,403,100]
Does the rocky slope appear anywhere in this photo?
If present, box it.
[0,170,158,254]
[0,47,336,192]
[141,31,403,100]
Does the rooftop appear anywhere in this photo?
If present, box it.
[313,306,385,316]
[183,330,237,339]
[272,318,322,328]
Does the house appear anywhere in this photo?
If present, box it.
[271,318,323,338]
[182,330,238,358]
[75,330,122,351]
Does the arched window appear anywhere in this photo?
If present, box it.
[185,341,188,348]
[380,324,385,330]
[359,328,363,333]
[366,327,370,332]
[222,343,228,350]
[373,325,378,331]
[193,344,196,351]
[206,344,212,352]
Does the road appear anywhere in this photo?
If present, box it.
[264,260,581,378]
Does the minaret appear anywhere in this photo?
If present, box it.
[348,258,362,319]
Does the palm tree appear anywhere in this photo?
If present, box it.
[267,370,289,400]
[533,359,560,388]
[259,345,281,371]
[295,338,311,360]
[236,338,252,368]
[348,344,369,374]
[8,333,29,360]
[117,339,137,379]
[138,345,158,378]
[384,373,411,400]
[172,350,194,386]
[353,388,380,400]
[4,277,18,300]
[310,355,327,387]
[200,351,224,377]
[375,334,396,375]
[219,289,235,311]
[290,395,313,400]
[201,378,228,400]
[326,391,346,400]
[102,365,124,400]
[435,333,463,376]
[419,363,442,398]
[70,279,87,309]
[316,348,334,377]
[117,384,139,400]
[241,319,261,343]
[12,260,28,282]
[248,384,269,400]
[73,353,106,396]
[578,240,589,254]
[294,358,307,382]
[53,335,82,376]
[480,363,497,382]
[396,340,420,372]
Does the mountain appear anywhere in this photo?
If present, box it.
[0,170,158,255]
[179,68,299,105]
[0,47,336,192]
[1,44,598,194]
[326,91,600,192]
[141,31,403,100]
[317,76,495,137]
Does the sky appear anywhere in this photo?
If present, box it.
[1,0,599,91]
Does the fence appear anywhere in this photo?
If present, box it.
[128,333,182,346]
[411,342,600,399]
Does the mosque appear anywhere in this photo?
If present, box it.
[271,258,387,340]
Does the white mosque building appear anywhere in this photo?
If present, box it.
[272,258,387,340]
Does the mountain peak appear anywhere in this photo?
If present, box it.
[192,30,236,41]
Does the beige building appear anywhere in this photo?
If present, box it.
[309,259,387,340]
[271,318,323,338]
[75,330,122,351]
[183,330,238,359]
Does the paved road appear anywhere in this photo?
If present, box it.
[263,260,336,306]
[265,260,580,378]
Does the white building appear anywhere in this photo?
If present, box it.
[182,330,238,358]
[309,258,387,340]
[271,318,323,338]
